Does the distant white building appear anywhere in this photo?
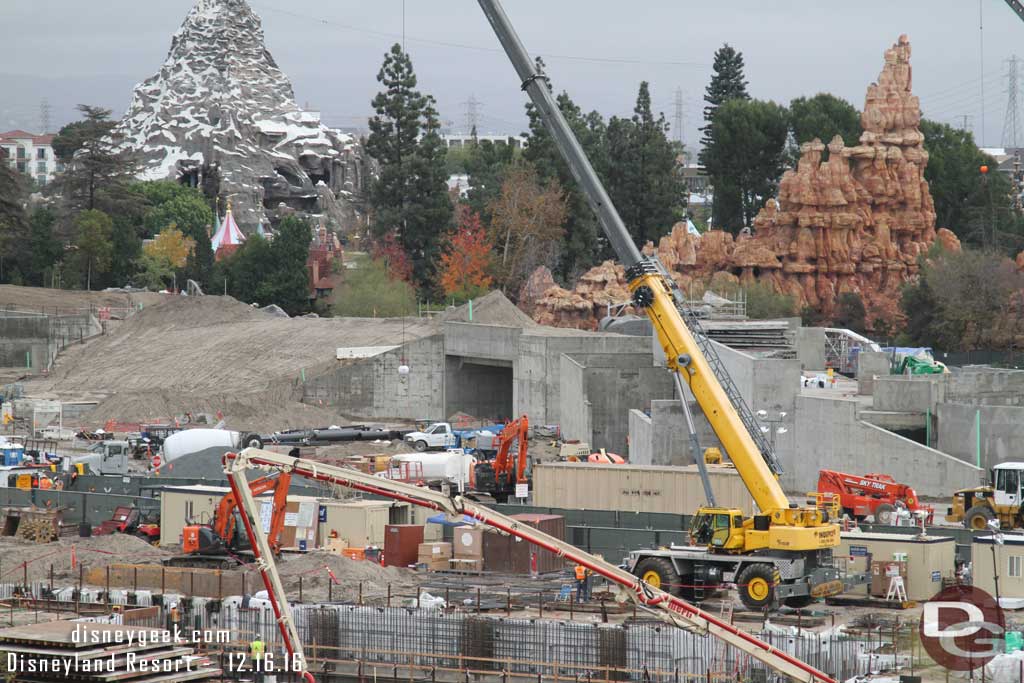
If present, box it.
[442,133,526,149]
[0,130,62,186]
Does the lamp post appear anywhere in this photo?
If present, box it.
[988,518,1004,609]
[755,409,789,452]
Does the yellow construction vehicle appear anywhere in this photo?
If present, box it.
[473,0,854,610]
[947,462,1024,530]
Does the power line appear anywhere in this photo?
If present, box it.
[250,2,710,69]
[980,0,987,146]
[462,94,482,134]
[1003,55,1021,148]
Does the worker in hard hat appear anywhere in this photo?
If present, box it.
[574,564,591,602]
[168,601,181,634]
[250,633,266,682]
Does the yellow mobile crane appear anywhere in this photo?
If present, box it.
[475,1,852,610]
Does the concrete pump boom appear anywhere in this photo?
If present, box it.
[224,447,834,683]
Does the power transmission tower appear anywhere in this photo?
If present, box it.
[39,98,52,134]
[673,87,685,146]
[957,114,974,134]
[1003,55,1021,148]
[462,94,481,135]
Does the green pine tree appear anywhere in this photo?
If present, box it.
[366,44,453,292]
[698,44,750,159]
[788,93,862,154]
[606,82,686,247]
[702,98,789,232]
[27,208,63,287]
[522,58,609,278]
[0,155,29,284]
[52,105,140,217]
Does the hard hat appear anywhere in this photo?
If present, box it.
[170,602,177,608]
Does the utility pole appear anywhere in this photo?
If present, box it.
[39,98,52,134]
[980,0,987,146]
[673,87,685,146]
[1002,55,1021,148]
[462,94,481,135]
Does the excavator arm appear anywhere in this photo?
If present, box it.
[223,447,833,683]
[211,471,292,554]
[492,415,529,484]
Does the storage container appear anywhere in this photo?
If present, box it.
[838,532,954,601]
[384,524,424,567]
[454,527,484,559]
[483,513,565,574]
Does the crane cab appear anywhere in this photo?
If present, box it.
[690,507,746,551]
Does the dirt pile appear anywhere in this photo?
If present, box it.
[441,291,537,327]
[0,534,171,581]
[22,295,438,429]
[253,550,419,603]
[0,285,165,313]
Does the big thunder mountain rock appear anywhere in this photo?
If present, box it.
[519,35,961,331]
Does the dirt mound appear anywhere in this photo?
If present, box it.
[441,291,537,327]
[23,295,438,430]
[0,533,171,581]
[252,550,419,603]
[0,285,166,313]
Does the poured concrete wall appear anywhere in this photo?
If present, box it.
[935,402,1024,470]
[856,351,891,394]
[0,312,99,373]
[946,368,1024,406]
[303,334,444,419]
[791,395,982,496]
[873,375,944,413]
[558,352,674,453]
[513,333,652,425]
[797,327,828,370]
[558,355,590,448]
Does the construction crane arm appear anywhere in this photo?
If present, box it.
[1005,0,1024,23]
[224,448,833,683]
[475,0,792,514]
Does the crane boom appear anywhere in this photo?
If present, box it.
[1005,0,1024,23]
[224,447,833,683]
[476,0,794,515]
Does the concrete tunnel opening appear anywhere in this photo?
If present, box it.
[444,355,513,422]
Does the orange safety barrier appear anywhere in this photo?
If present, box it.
[342,548,366,561]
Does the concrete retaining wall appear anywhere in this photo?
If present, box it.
[873,375,944,413]
[856,351,891,394]
[947,368,1024,406]
[936,402,1024,470]
[797,327,827,370]
[303,334,444,419]
[790,395,982,496]
[0,312,100,373]
[556,352,673,454]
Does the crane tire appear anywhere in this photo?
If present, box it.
[965,504,996,531]
[737,563,777,610]
[874,503,897,525]
[634,557,680,596]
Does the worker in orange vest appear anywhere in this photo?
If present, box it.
[574,564,590,602]
[38,476,53,490]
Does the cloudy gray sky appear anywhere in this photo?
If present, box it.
[2,0,1022,150]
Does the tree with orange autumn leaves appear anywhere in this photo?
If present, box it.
[438,205,493,301]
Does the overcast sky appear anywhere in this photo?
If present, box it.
[2,0,1023,150]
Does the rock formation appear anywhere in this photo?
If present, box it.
[521,35,961,330]
[111,0,366,232]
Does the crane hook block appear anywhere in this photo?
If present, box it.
[632,285,654,308]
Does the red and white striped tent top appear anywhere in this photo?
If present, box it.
[211,205,246,260]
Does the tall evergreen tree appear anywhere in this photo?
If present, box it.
[522,58,609,278]
[52,105,140,218]
[0,152,29,284]
[366,44,453,292]
[699,44,749,159]
[27,208,63,287]
[788,93,862,151]
[702,98,789,232]
[606,82,686,247]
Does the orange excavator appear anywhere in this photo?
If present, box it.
[166,471,292,568]
[473,415,529,503]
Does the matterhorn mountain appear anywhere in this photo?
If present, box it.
[111,0,366,231]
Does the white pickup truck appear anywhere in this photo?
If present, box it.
[404,423,459,452]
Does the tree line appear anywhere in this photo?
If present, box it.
[0,105,314,315]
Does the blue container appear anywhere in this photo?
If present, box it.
[298,540,307,551]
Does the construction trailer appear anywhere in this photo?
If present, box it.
[836,531,955,601]
[532,462,754,515]
[972,533,1024,598]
